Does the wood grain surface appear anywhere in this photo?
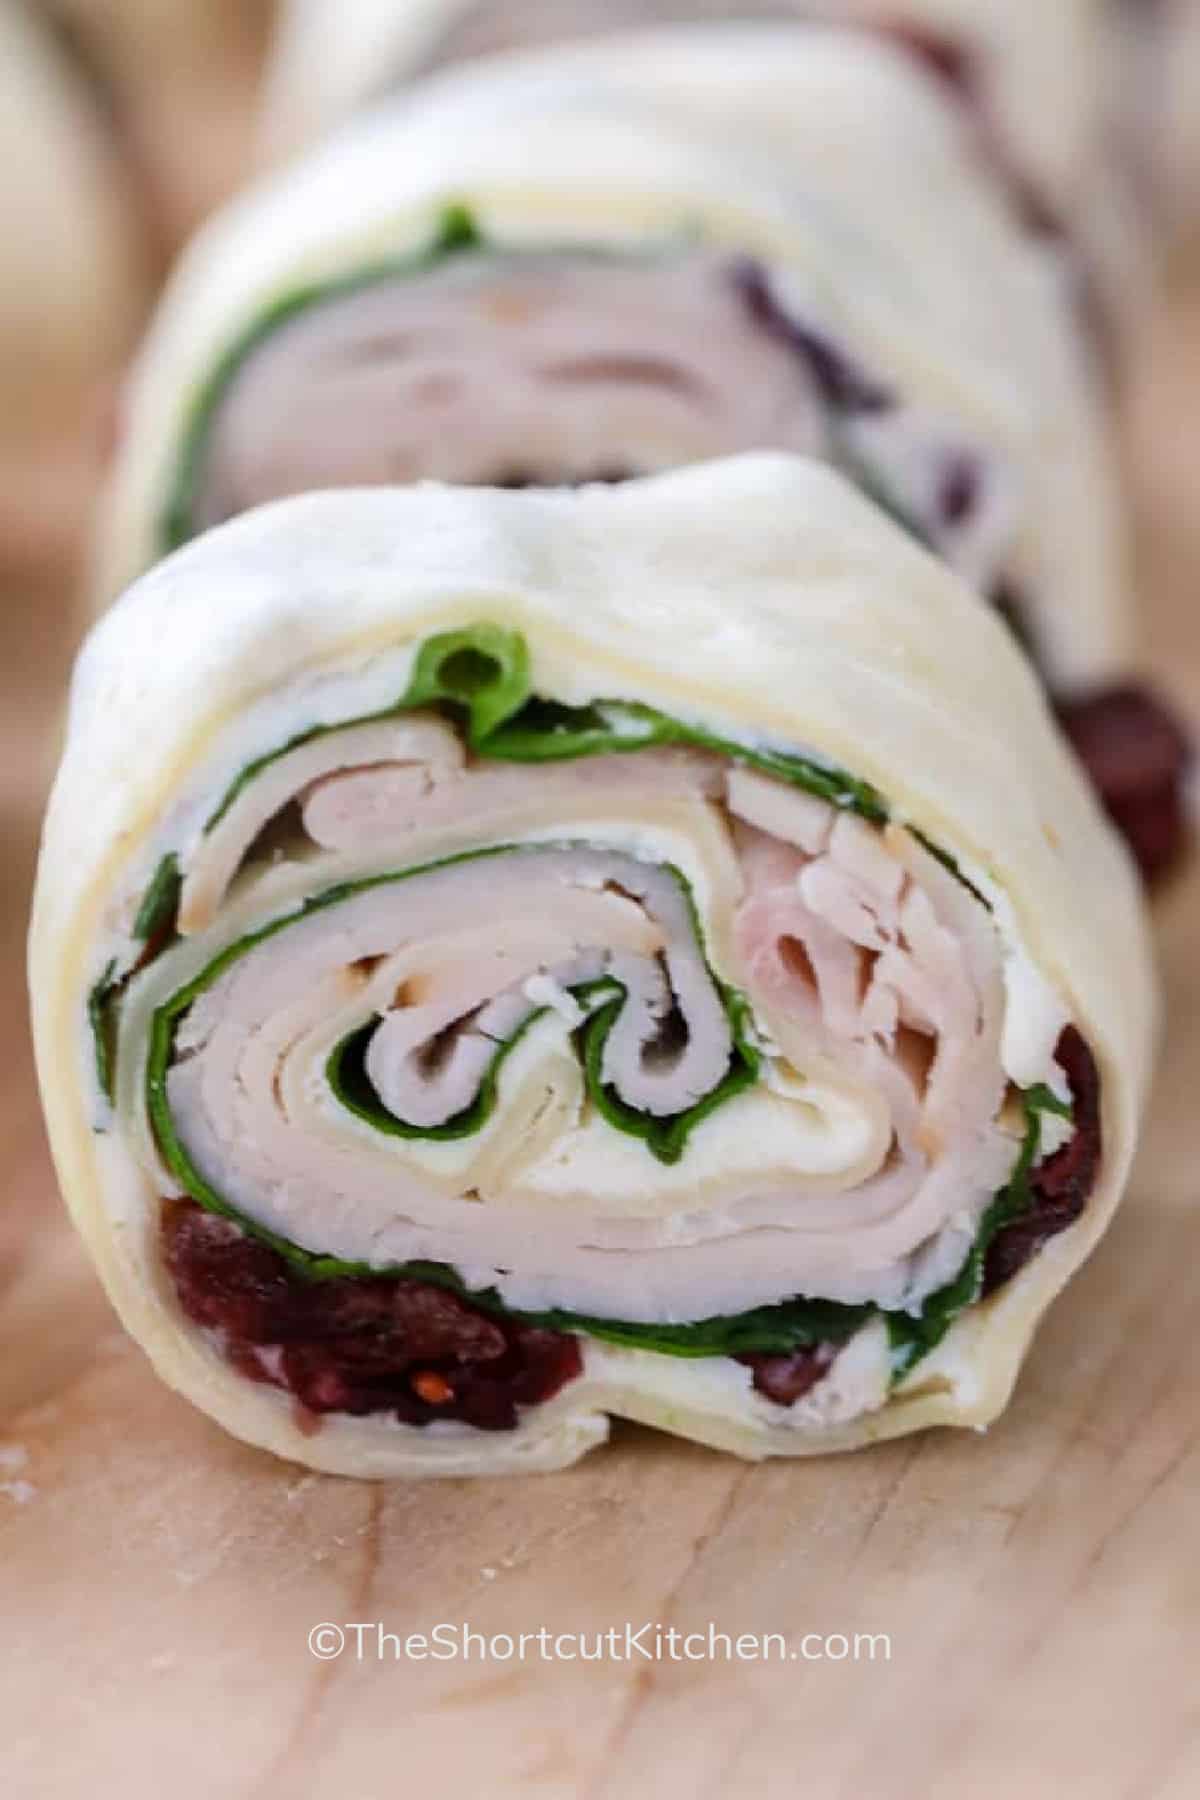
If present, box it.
[2,283,1198,1800]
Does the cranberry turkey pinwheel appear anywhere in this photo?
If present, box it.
[35,459,1156,1476]
[101,37,1189,876]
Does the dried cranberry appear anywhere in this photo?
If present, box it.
[1055,683,1192,883]
[938,453,980,529]
[729,258,893,415]
[738,1343,837,1407]
[506,1327,585,1408]
[983,1026,1102,1295]
[163,1204,300,1342]
[300,1276,507,1364]
[880,21,974,96]
[162,1202,582,1431]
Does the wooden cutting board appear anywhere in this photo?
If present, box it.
[2,285,1199,1800]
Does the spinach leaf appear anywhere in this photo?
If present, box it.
[485,693,888,822]
[203,620,887,837]
[518,1295,874,1358]
[326,987,560,1144]
[87,961,119,1103]
[458,1277,872,1359]
[313,1254,872,1359]
[400,621,530,743]
[204,622,531,830]
[480,697,672,761]
[578,983,760,1166]
[432,201,485,255]
[886,1087,1068,1377]
[300,844,759,1169]
[148,848,758,1196]
[331,969,759,1168]
[132,853,181,942]
[88,854,183,1100]
[909,827,990,909]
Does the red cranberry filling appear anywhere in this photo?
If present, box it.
[730,256,893,414]
[162,1203,582,1432]
[1055,683,1192,883]
[737,1343,837,1406]
[983,1025,1102,1295]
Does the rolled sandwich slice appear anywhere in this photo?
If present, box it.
[102,43,1190,876]
[34,458,1157,1476]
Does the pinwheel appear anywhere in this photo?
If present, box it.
[100,40,1189,873]
[32,459,1155,1474]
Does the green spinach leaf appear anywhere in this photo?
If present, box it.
[886,1087,1068,1377]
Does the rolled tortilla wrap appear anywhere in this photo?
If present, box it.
[33,457,1157,1476]
[100,39,1189,875]
[261,2,1146,325]
[0,0,146,568]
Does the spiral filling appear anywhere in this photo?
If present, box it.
[181,238,1015,602]
[95,627,1100,1437]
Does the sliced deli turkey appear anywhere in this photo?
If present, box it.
[33,459,1157,1476]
